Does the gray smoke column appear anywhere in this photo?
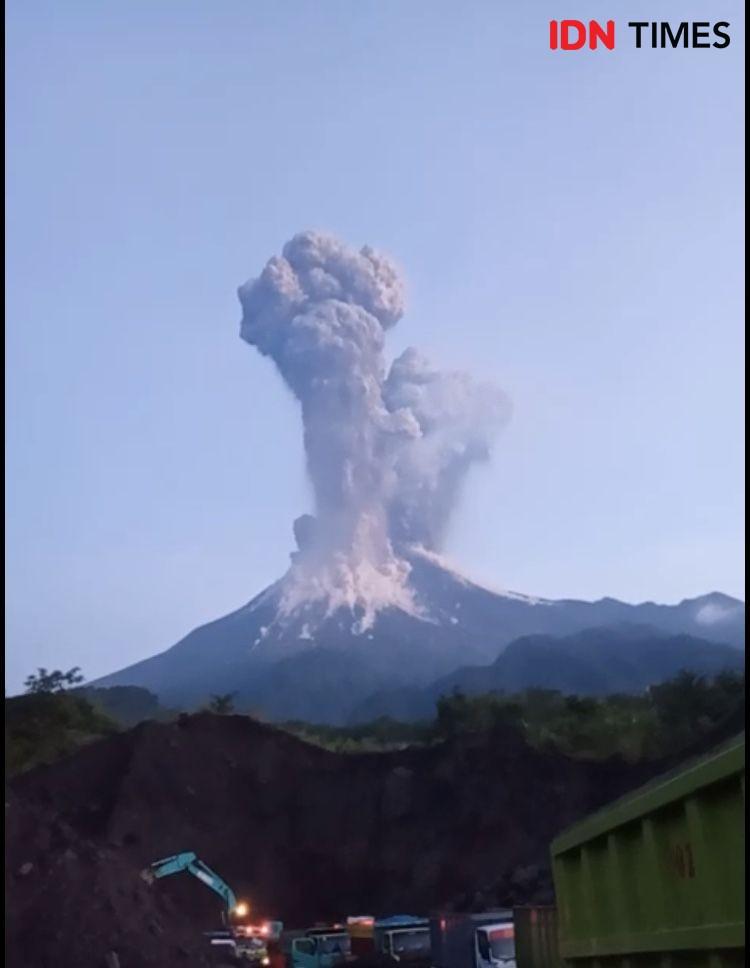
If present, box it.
[238,231,510,622]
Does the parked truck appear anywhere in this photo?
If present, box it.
[347,915,431,966]
[514,732,745,967]
[511,908,560,968]
[289,925,352,968]
[374,916,431,966]
[429,911,516,968]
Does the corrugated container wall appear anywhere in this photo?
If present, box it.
[551,734,745,967]
[513,906,563,968]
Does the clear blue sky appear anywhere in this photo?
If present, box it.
[6,1,744,692]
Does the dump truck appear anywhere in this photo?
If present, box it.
[289,925,352,968]
[374,916,431,966]
[514,732,745,967]
[347,915,431,966]
[347,917,376,960]
[511,907,560,968]
[429,911,516,968]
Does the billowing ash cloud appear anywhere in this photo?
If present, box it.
[238,231,510,621]
[384,348,511,550]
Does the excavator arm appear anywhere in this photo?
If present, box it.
[141,851,241,914]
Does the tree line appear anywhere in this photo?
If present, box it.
[6,665,745,774]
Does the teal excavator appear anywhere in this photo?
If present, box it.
[141,853,282,962]
[140,851,248,921]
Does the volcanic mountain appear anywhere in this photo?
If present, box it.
[94,231,745,721]
[94,547,744,723]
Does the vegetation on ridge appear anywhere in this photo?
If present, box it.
[6,665,744,776]
[281,669,745,759]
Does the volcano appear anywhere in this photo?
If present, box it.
[94,547,744,723]
[94,232,744,720]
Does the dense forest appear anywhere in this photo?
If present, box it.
[282,669,745,758]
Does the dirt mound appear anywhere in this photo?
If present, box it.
[5,785,211,968]
[7,713,669,968]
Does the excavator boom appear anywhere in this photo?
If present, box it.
[141,851,239,912]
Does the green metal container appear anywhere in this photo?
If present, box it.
[513,906,563,968]
[551,733,745,966]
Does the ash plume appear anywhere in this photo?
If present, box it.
[238,231,510,621]
[384,348,511,550]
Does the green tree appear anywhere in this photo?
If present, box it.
[24,667,84,694]
[7,682,116,776]
[435,689,473,738]
[208,693,236,714]
[650,669,745,752]
[709,670,745,711]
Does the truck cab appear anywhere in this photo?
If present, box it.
[291,927,351,968]
[375,923,431,965]
[346,913,431,967]
[429,912,515,968]
[473,922,515,968]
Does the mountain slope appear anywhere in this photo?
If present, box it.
[441,624,746,695]
[93,550,744,722]
[350,625,746,723]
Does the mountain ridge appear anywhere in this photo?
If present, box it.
[93,551,744,723]
[348,623,745,724]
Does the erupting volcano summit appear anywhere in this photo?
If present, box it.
[237,230,511,629]
[94,232,744,723]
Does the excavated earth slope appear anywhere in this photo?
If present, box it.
[6,713,687,968]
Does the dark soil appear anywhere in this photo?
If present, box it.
[5,713,701,968]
